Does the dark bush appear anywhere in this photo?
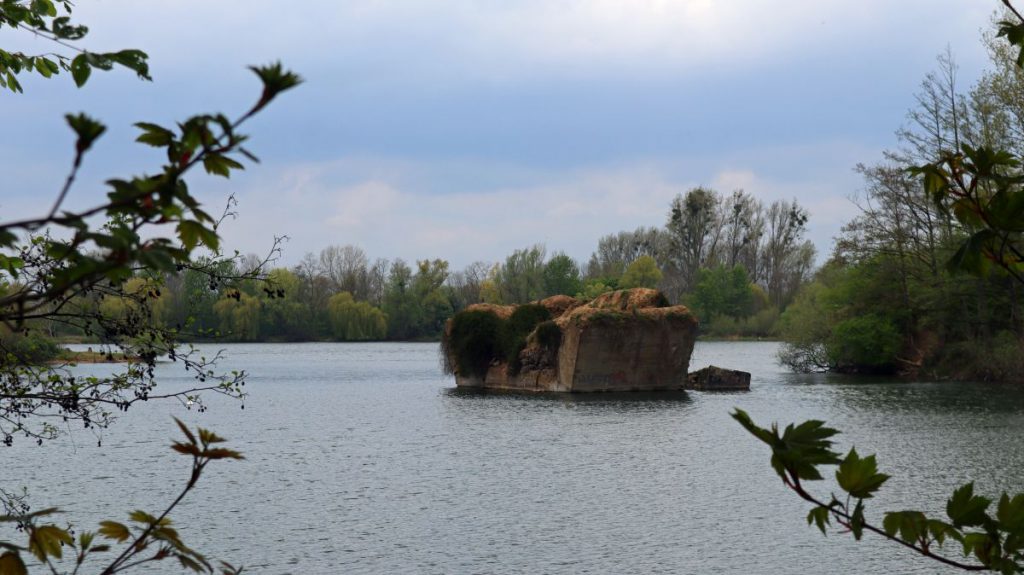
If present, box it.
[534,320,562,351]
[501,304,551,374]
[828,314,901,373]
[0,331,61,366]
[652,291,671,308]
[442,310,503,379]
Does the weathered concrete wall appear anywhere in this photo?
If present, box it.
[455,365,560,392]
[558,309,697,391]
[450,289,699,393]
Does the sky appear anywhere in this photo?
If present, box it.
[0,1,1000,270]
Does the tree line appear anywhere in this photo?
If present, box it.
[777,18,1024,381]
[27,193,816,345]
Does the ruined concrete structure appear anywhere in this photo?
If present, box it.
[447,288,704,392]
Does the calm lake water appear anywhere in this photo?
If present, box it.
[5,341,1024,574]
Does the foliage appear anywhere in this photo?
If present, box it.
[666,186,720,294]
[689,264,754,323]
[533,320,562,351]
[619,255,663,289]
[442,303,554,378]
[495,245,546,304]
[937,330,1024,382]
[327,292,387,341]
[777,258,917,373]
[0,330,60,366]
[212,293,261,342]
[700,306,780,339]
[828,314,901,373]
[0,5,301,574]
[576,278,616,301]
[586,226,669,284]
[440,310,503,379]
[0,420,244,574]
[542,252,582,297]
[0,35,299,441]
[0,0,150,93]
[500,304,551,374]
[734,409,1024,573]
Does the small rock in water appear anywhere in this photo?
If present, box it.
[685,365,751,391]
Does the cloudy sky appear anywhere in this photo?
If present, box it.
[1,1,998,269]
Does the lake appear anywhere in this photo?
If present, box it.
[4,341,1024,574]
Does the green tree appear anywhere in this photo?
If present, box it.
[258,268,313,341]
[213,293,261,341]
[576,278,616,301]
[327,292,387,341]
[0,23,299,442]
[746,5,1024,572]
[666,187,720,294]
[689,264,753,323]
[736,408,1024,573]
[382,259,419,339]
[0,2,299,572]
[0,0,150,93]
[496,245,546,303]
[542,252,582,297]
[619,255,663,289]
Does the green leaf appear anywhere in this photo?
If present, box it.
[97,521,130,542]
[176,221,219,251]
[171,441,201,456]
[249,62,303,109]
[202,154,244,178]
[882,510,927,544]
[110,49,150,81]
[28,525,73,561]
[134,122,175,147]
[70,53,90,87]
[850,500,865,541]
[997,492,1024,533]
[947,230,998,277]
[178,554,205,572]
[807,506,830,535]
[999,20,1024,67]
[34,57,53,78]
[775,419,842,481]
[65,113,106,154]
[731,408,774,446]
[731,409,841,482]
[947,482,992,528]
[30,0,56,17]
[926,519,954,547]
[835,448,889,499]
[202,447,244,460]
[173,416,197,444]
[128,510,157,525]
[961,532,994,563]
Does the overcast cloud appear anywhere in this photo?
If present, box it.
[0,1,997,268]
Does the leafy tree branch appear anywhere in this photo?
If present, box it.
[0,420,245,575]
[733,409,1024,572]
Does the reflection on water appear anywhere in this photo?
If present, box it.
[3,340,1024,574]
[445,386,694,404]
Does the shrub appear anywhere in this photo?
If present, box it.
[0,331,61,366]
[828,314,901,373]
[534,320,562,351]
[501,304,551,374]
[442,304,555,378]
[935,331,1024,382]
[442,310,503,379]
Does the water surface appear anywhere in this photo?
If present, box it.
[4,341,1024,574]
